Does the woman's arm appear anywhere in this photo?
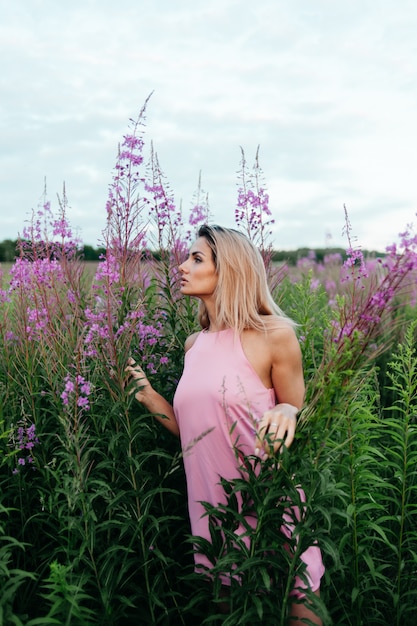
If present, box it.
[125,358,180,437]
[255,323,305,457]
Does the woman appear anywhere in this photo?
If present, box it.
[126,225,324,623]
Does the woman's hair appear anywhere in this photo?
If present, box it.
[196,224,295,332]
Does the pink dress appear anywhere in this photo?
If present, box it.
[173,328,324,594]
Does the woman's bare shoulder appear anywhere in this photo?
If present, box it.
[184,331,201,352]
[262,314,296,333]
[262,316,300,349]
[244,317,298,352]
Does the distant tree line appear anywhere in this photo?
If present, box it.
[270,247,384,265]
[0,240,106,262]
[0,239,384,265]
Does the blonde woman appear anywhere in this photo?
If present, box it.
[126,225,324,624]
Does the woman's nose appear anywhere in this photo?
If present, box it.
[179,258,190,273]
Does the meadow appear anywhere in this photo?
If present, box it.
[1,99,416,625]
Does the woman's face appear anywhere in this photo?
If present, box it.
[179,237,218,298]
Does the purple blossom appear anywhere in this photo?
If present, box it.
[310,278,320,291]
[0,288,10,304]
[323,252,343,266]
[67,289,76,304]
[234,148,274,253]
[83,307,111,353]
[327,213,417,346]
[325,279,337,294]
[118,150,143,166]
[9,420,40,473]
[9,258,65,292]
[61,373,92,413]
[25,306,50,341]
[189,204,208,227]
[19,195,80,261]
[52,213,74,241]
[297,255,316,272]
[104,102,150,258]
[122,134,144,151]
[341,247,368,283]
[77,396,90,409]
[93,253,121,287]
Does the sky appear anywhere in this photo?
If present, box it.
[1,0,417,252]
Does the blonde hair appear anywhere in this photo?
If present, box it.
[196,224,294,333]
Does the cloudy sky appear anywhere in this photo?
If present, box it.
[1,0,417,251]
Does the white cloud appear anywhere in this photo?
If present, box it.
[1,0,417,250]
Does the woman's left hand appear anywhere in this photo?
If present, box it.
[255,403,298,458]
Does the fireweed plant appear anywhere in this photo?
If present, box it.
[0,96,416,624]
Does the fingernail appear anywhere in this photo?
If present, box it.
[255,447,260,456]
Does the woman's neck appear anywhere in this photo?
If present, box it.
[206,324,227,333]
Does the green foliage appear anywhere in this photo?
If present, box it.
[1,254,417,623]
[1,104,416,623]
[189,451,332,625]
[80,245,106,261]
[0,240,18,263]
[378,322,417,626]
[0,509,37,626]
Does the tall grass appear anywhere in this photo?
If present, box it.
[0,97,416,624]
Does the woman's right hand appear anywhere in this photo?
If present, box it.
[124,358,180,436]
[125,357,152,403]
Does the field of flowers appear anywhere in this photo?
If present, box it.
[1,98,416,625]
